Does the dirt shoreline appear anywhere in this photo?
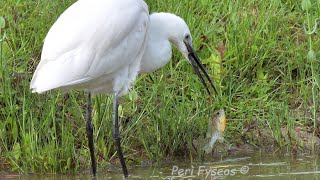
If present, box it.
[203,125,320,158]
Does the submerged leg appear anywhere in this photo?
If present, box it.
[86,92,97,176]
[113,94,128,178]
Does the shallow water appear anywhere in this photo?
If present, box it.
[2,153,320,179]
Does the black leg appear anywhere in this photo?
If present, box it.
[86,92,97,177]
[113,94,128,178]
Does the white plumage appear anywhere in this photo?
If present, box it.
[30,0,216,177]
[31,0,212,97]
[31,0,149,95]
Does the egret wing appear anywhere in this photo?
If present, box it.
[31,0,149,93]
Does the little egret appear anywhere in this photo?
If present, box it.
[31,0,217,178]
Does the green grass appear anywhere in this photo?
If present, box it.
[0,0,319,174]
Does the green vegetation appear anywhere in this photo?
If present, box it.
[0,0,319,174]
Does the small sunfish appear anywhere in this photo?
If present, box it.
[203,109,226,154]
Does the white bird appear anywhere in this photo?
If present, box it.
[31,0,217,178]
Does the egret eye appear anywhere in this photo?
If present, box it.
[185,34,190,40]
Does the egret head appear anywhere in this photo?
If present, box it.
[166,14,218,95]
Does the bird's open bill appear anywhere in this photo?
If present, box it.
[184,41,218,95]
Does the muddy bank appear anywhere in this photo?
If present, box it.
[194,124,320,158]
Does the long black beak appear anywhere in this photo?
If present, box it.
[184,41,218,95]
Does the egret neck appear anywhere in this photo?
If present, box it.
[140,13,190,73]
[139,13,217,95]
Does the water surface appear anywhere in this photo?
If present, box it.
[2,153,320,179]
